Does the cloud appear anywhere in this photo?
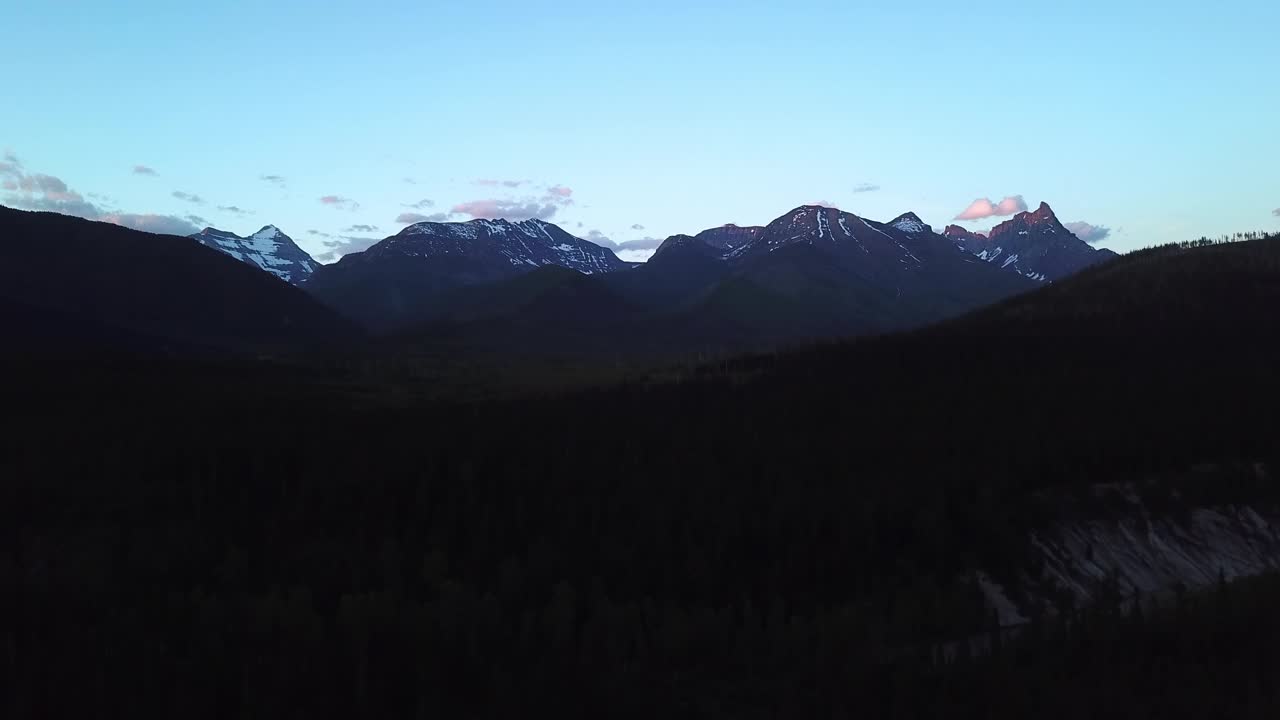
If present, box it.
[451,199,561,221]
[477,179,526,188]
[218,205,251,215]
[185,214,208,226]
[307,230,334,238]
[582,230,663,253]
[316,235,382,262]
[403,177,417,184]
[172,190,204,204]
[1,154,199,236]
[811,200,838,208]
[99,213,201,236]
[619,237,663,251]
[617,248,657,263]
[405,198,435,209]
[260,174,286,186]
[1,162,103,218]
[583,230,616,249]
[343,224,379,233]
[631,223,645,230]
[132,165,157,176]
[954,195,1028,221]
[852,183,880,193]
[449,183,576,221]
[396,212,451,224]
[1273,208,1280,218]
[320,195,359,211]
[1064,221,1111,244]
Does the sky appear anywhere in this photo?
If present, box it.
[3,0,1278,263]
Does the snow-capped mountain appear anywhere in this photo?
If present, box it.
[191,225,317,285]
[632,205,1037,338]
[944,202,1116,282]
[355,218,626,275]
[304,218,628,330]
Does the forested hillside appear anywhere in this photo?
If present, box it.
[4,232,1280,717]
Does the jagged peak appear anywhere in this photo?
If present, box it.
[251,225,283,240]
[945,224,986,238]
[1028,201,1057,222]
[890,212,928,234]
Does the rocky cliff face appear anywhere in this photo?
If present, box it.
[979,472,1280,626]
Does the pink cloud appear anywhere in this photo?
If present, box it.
[99,213,201,236]
[451,199,560,221]
[546,185,573,198]
[319,195,359,210]
[954,195,1028,221]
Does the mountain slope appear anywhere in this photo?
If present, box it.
[694,205,1038,337]
[0,205,361,353]
[306,218,628,330]
[191,225,318,285]
[944,202,1117,282]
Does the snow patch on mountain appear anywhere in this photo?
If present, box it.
[191,225,317,285]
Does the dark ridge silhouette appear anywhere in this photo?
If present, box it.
[0,205,363,354]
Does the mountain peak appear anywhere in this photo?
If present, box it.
[1029,201,1057,222]
[890,212,928,234]
[189,224,316,285]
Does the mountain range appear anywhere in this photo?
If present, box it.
[1,199,1117,358]
[302,201,1113,354]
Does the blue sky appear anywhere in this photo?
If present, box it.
[3,0,1277,262]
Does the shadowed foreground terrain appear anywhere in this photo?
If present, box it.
[4,233,1280,717]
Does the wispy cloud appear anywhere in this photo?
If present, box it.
[133,165,158,176]
[342,224,379,233]
[260,174,286,186]
[1273,208,1280,218]
[218,205,251,215]
[2,152,199,235]
[1063,221,1111,244]
[631,223,645,230]
[403,177,417,185]
[582,230,663,253]
[811,200,838,208]
[396,212,451,224]
[451,199,561,221]
[954,195,1028,221]
[315,235,382,262]
[405,198,435,209]
[307,230,334,238]
[852,183,880,193]
[185,214,208,226]
[172,190,204,205]
[477,179,526,188]
[99,213,201,236]
[450,185,576,221]
[319,195,359,211]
